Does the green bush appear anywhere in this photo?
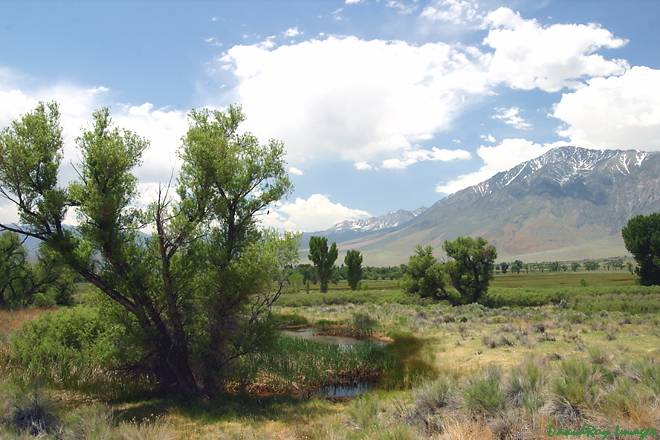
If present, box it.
[506,361,545,412]
[463,368,505,416]
[552,359,601,414]
[31,293,56,309]
[10,306,144,394]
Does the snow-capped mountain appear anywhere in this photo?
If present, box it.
[329,208,426,233]
[300,207,426,250]
[309,146,660,265]
[470,147,650,196]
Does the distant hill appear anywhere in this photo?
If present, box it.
[304,146,660,265]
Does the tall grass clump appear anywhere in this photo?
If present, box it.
[404,376,454,434]
[463,367,505,416]
[551,359,602,423]
[506,360,545,413]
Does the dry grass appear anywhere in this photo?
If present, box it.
[0,308,49,338]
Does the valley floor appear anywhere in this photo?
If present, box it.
[1,272,658,439]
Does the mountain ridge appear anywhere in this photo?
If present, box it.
[307,146,660,265]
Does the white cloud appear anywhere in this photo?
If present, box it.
[260,194,370,231]
[480,133,496,143]
[553,66,660,150]
[492,106,532,130]
[354,161,375,171]
[288,166,304,176]
[345,0,362,4]
[386,0,419,15]
[382,147,471,169]
[204,37,223,47]
[282,27,301,38]
[483,7,629,92]
[331,8,344,21]
[420,0,482,26]
[436,138,556,194]
[0,74,190,222]
[219,36,490,164]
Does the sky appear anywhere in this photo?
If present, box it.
[1,0,660,231]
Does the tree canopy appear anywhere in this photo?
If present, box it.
[443,236,497,304]
[308,236,338,293]
[344,249,363,290]
[0,102,297,398]
[622,213,660,285]
[401,245,447,300]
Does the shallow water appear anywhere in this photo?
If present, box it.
[318,381,373,398]
[281,327,367,345]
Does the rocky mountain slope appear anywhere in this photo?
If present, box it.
[317,146,660,265]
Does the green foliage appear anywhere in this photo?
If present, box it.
[622,212,660,285]
[463,368,505,416]
[401,246,447,301]
[344,249,363,291]
[499,262,509,274]
[0,102,296,398]
[552,359,601,412]
[308,236,338,292]
[511,260,523,274]
[0,232,76,308]
[507,361,545,412]
[10,306,141,393]
[444,236,497,304]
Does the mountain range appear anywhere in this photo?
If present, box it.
[303,146,660,265]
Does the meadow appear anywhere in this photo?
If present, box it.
[0,271,658,439]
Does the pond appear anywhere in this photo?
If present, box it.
[280,327,384,398]
[281,327,365,345]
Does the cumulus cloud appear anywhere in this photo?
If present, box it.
[219,36,490,164]
[288,166,304,176]
[260,194,370,231]
[354,161,375,171]
[345,0,362,4]
[436,138,557,194]
[0,73,190,222]
[492,106,532,130]
[381,146,471,169]
[420,0,482,26]
[553,66,660,150]
[483,7,629,92]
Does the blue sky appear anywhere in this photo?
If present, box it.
[1,0,660,231]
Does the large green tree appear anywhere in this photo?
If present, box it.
[622,213,660,285]
[443,236,497,304]
[308,236,338,293]
[401,245,447,300]
[0,102,297,398]
[344,249,363,291]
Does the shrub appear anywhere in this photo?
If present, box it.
[463,368,505,416]
[31,292,56,309]
[10,306,144,394]
[551,359,602,421]
[506,361,545,412]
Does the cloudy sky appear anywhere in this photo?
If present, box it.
[1,0,659,231]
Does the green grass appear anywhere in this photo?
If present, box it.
[491,271,637,288]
